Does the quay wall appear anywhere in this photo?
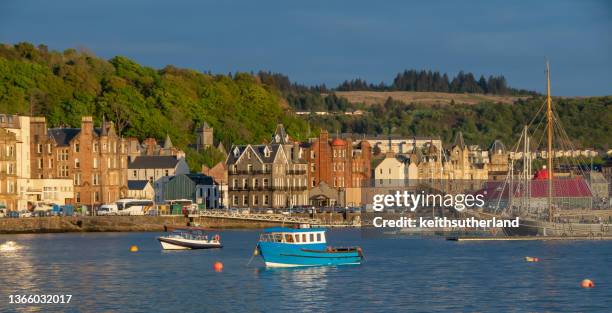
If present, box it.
[0,216,290,234]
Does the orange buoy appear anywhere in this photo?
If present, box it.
[213,261,224,272]
[581,279,595,288]
[524,256,539,262]
[129,245,139,252]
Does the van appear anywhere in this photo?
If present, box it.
[98,204,118,216]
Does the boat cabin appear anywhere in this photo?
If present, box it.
[259,227,326,244]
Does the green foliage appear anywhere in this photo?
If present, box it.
[0,42,307,170]
[307,96,611,150]
[184,147,227,172]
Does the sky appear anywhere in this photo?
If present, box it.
[0,0,610,96]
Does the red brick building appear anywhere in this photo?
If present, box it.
[303,130,371,189]
[30,116,128,208]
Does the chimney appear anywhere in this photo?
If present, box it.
[81,116,93,135]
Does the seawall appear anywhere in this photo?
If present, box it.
[0,216,287,234]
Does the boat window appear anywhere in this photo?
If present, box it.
[273,233,282,242]
[302,234,307,242]
[294,234,300,243]
[285,234,294,243]
[316,233,321,242]
[310,233,314,242]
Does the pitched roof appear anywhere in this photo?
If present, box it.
[453,131,465,149]
[184,173,215,185]
[48,128,81,146]
[128,180,150,190]
[272,124,289,144]
[128,156,180,169]
[163,134,173,149]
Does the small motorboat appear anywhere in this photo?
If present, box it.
[157,229,222,250]
[256,227,363,267]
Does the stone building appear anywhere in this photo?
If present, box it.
[125,135,185,162]
[226,124,308,209]
[446,132,488,180]
[196,122,214,151]
[303,130,371,190]
[488,140,509,180]
[29,116,129,208]
[0,127,18,211]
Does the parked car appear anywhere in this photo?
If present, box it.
[0,208,6,218]
[18,210,32,218]
[7,211,20,218]
[147,208,160,216]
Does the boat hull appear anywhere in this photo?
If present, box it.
[258,242,362,267]
[157,237,222,250]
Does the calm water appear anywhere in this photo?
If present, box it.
[0,230,611,313]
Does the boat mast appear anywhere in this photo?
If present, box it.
[546,61,554,222]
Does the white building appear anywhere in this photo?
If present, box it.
[128,155,189,202]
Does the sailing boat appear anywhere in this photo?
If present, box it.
[491,62,611,237]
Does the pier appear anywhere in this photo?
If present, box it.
[447,236,612,241]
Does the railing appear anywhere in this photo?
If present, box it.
[229,186,308,192]
[229,170,269,175]
[194,210,321,224]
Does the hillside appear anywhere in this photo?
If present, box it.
[0,43,308,170]
[331,91,526,106]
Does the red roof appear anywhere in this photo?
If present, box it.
[482,177,592,199]
[331,138,346,146]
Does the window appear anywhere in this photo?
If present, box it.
[38,159,43,169]
[310,151,315,159]
[93,143,98,153]
[247,164,252,173]
[132,170,137,177]
[94,191,100,202]
[253,195,258,205]
[93,173,99,185]
[242,195,248,206]
[263,178,268,188]
[74,143,80,153]
[74,173,81,186]
[47,144,52,154]
[37,144,42,154]
[232,196,238,206]
[165,170,169,176]
[93,158,98,169]
[48,159,53,169]
[263,195,269,205]
[302,234,307,242]
[76,192,81,203]
[294,234,300,243]
[59,165,69,177]
[75,158,80,169]
[316,233,321,242]
[232,165,238,173]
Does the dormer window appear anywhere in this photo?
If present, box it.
[233,147,240,157]
[264,146,271,157]
[275,134,280,142]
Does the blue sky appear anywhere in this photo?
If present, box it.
[0,0,610,96]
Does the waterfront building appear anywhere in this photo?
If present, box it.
[0,127,18,211]
[1,114,29,210]
[488,140,509,181]
[446,132,488,180]
[127,180,155,201]
[125,135,185,162]
[29,116,129,208]
[127,155,189,203]
[226,124,309,209]
[202,162,228,208]
[365,134,442,156]
[26,178,74,205]
[162,173,220,208]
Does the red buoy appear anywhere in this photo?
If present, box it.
[581,279,595,288]
[213,261,224,272]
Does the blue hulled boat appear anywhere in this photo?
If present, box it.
[256,227,364,268]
